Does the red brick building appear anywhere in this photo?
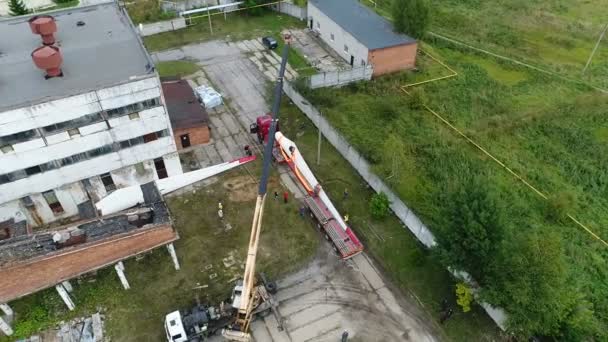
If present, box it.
[161,80,210,149]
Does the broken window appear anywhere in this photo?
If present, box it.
[100,173,116,192]
[42,190,64,215]
[21,196,35,207]
[154,158,168,179]
[67,128,80,137]
[143,132,159,143]
[330,33,335,41]
[0,145,14,153]
[344,44,349,53]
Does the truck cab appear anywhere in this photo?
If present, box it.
[165,311,188,342]
[250,114,279,144]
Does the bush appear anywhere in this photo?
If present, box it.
[391,0,430,39]
[455,283,473,313]
[544,192,575,223]
[370,192,391,219]
[407,88,426,110]
[376,100,398,121]
[126,0,176,24]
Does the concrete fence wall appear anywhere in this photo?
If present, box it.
[308,66,373,89]
[138,17,187,36]
[161,0,232,12]
[282,81,508,330]
[270,1,307,20]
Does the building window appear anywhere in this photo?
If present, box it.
[317,21,320,29]
[0,129,37,146]
[154,158,168,179]
[0,174,9,185]
[361,59,366,66]
[67,128,80,137]
[42,113,103,135]
[21,196,35,207]
[143,132,159,143]
[106,98,160,118]
[42,190,64,215]
[129,113,140,120]
[25,165,42,176]
[0,145,13,153]
[100,173,116,192]
[344,44,349,53]
[330,33,335,41]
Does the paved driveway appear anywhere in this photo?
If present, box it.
[152,40,441,342]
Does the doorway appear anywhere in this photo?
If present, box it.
[309,19,313,30]
[180,134,191,148]
[350,55,354,67]
[154,158,168,179]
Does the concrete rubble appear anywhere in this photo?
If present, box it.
[20,313,104,342]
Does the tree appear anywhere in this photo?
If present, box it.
[435,176,504,281]
[9,0,29,16]
[486,229,574,338]
[391,0,430,39]
[241,0,271,16]
[370,192,391,219]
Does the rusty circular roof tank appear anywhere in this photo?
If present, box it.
[31,45,63,78]
[28,15,57,45]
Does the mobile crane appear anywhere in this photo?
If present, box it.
[219,37,291,342]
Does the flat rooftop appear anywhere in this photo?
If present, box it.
[162,79,210,130]
[310,0,416,50]
[0,1,154,112]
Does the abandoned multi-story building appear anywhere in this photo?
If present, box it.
[0,2,183,233]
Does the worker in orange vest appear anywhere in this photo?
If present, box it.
[283,191,289,203]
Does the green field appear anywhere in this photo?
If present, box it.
[297,35,608,337]
[1,166,318,341]
[143,12,305,52]
[367,0,608,88]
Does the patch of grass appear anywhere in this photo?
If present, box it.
[143,12,305,52]
[277,97,505,341]
[156,60,200,78]
[275,37,316,76]
[1,166,318,341]
[126,0,176,24]
[39,0,78,11]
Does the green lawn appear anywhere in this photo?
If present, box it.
[277,98,505,341]
[156,60,200,78]
[366,0,608,88]
[1,165,318,341]
[143,12,306,52]
[295,37,608,338]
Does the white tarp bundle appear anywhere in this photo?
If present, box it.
[194,85,223,109]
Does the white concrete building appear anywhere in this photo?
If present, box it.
[0,2,183,231]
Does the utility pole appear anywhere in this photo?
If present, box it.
[207,6,213,34]
[317,113,322,165]
[582,23,608,74]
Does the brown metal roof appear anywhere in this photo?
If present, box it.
[162,80,210,130]
[0,224,178,303]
